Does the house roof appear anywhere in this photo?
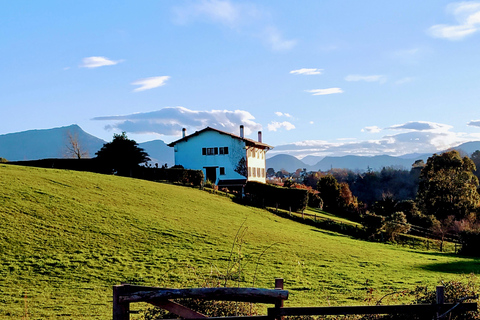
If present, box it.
[167,127,274,149]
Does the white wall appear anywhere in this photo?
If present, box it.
[246,146,267,183]
[174,130,247,184]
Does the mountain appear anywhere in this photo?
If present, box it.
[266,154,430,173]
[0,124,105,161]
[300,155,324,166]
[311,155,422,172]
[450,141,480,155]
[266,154,308,172]
[138,140,174,167]
[0,125,175,166]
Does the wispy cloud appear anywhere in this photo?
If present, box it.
[92,107,262,136]
[361,126,382,133]
[131,76,170,92]
[271,120,469,158]
[80,56,123,68]
[387,121,452,132]
[428,2,480,40]
[261,26,296,51]
[305,88,343,96]
[267,121,295,132]
[468,120,480,127]
[173,0,296,51]
[345,74,386,83]
[290,68,323,75]
[395,77,414,85]
[275,111,292,118]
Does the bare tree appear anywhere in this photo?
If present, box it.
[65,131,88,159]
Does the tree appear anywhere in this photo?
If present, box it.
[416,150,480,221]
[266,168,275,177]
[65,131,88,159]
[384,211,410,242]
[317,174,341,212]
[95,132,150,176]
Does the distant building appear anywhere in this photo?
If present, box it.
[167,125,273,187]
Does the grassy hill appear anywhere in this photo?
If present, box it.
[1,164,480,319]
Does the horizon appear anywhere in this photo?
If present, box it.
[3,1,480,158]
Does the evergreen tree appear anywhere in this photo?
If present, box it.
[95,132,150,176]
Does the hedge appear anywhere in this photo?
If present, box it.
[244,181,308,212]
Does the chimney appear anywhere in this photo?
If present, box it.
[240,125,244,138]
[182,128,186,138]
[258,131,262,143]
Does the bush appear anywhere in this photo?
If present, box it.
[459,230,480,256]
[244,181,308,212]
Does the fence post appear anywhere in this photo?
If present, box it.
[274,278,284,320]
[113,285,130,320]
[436,285,445,320]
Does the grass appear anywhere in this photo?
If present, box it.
[1,164,480,319]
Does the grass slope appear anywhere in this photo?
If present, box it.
[1,164,480,319]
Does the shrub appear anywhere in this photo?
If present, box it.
[244,181,308,212]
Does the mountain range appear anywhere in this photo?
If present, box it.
[0,124,174,166]
[1,125,480,172]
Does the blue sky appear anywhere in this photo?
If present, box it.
[2,1,480,158]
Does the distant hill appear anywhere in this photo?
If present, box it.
[311,155,424,172]
[450,141,480,155]
[266,154,308,172]
[300,155,324,166]
[0,124,105,161]
[0,124,175,166]
[138,139,174,167]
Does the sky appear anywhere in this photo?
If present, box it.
[2,1,480,159]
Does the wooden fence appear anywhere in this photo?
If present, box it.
[113,278,476,320]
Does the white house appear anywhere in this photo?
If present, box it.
[167,125,273,187]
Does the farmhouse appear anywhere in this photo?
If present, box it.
[167,125,273,187]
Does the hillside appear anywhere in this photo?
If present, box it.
[1,164,480,319]
[0,124,105,161]
[0,125,174,166]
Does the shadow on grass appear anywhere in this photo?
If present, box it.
[419,260,480,274]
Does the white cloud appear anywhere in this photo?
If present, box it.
[131,76,170,92]
[468,120,480,127]
[275,112,292,118]
[92,106,262,136]
[309,121,314,125]
[267,121,295,132]
[290,68,323,75]
[362,126,382,133]
[80,56,123,68]
[345,74,386,83]
[428,2,480,40]
[387,121,452,132]
[306,88,343,96]
[270,120,471,159]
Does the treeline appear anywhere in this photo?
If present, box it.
[269,150,480,256]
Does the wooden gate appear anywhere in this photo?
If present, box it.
[113,279,477,320]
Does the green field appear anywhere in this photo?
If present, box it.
[1,164,480,319]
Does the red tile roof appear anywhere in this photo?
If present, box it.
[167,127,273,149]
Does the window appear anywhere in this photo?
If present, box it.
[252,167,256,177]
[220,167,225,175]
[203,146,228,156]
[257,168,260,177]
[262,168,265,177]
[248,167,251,177]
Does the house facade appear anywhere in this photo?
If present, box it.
[167,126,273,187]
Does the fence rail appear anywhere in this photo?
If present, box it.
[113,279,477,320]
